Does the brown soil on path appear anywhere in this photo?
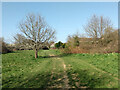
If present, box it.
[60,57,70,88]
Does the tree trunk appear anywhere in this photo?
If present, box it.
[35,49,38,58]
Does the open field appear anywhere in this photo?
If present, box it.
[2,50,118,88]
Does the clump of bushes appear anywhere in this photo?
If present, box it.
[0,38,12,54]
[42,46,49,50]
[55,41,66,49]
[61,30,118,54]
[2,42,11,54]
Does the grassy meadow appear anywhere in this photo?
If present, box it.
[2,50,118,88]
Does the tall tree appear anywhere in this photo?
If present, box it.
[18,13,56,58]
[84,15,113,40]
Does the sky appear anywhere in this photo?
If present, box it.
[2,2,118,43]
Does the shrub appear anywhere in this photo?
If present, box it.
[64,30,118,54]
[2,42,11,54]
[55,41,66,49]
[0,38,13,54]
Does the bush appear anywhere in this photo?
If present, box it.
[63,30,118,54]
[2,42,11,54]
[0,38,13,54]
[55,41,66,49]
[42,46,49,50]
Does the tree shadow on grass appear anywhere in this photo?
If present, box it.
[2,68,117,88]
[1,51,18,54]
[39,53,72,59]
[2,71,52,88]
[18,72,52,88]
[2,71,67,88]
[67,69,118,88]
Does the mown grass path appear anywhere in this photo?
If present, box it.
[47,54,70,88]
[2,50,118,88]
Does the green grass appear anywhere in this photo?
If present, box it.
[3,50,49,88]
[2,49,118,88]
[62,54,118,88]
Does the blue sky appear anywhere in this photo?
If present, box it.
[2,2,118,43]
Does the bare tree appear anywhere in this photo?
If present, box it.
[17,13,56,58]
[14,34,26,49]
[84,15,113,40]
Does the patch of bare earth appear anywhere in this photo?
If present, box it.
[60,58,70,88]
